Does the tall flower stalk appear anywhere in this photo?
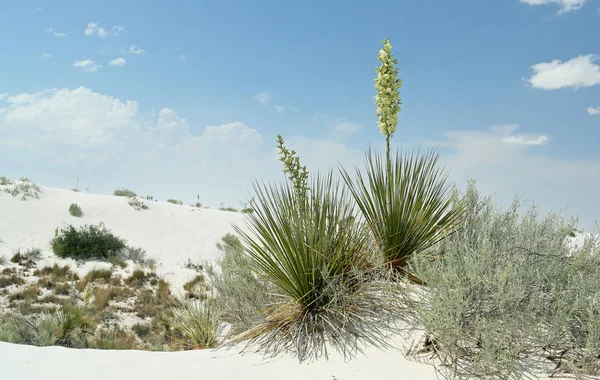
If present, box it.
[374,38,402,172]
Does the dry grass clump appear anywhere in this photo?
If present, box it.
[8,284,41,302]
[34,264,78,282]
[77,268,113,291]
[0,274,26,288]
[183,274,207,299]
[162,298,223,350]
[125,269,157,288]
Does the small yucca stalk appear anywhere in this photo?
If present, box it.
[276,134,309,206]
[374,38,402,170]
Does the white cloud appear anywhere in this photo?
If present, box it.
[0,93,8,101]
[520,0,586,13]
[108,58,126,67]
[274,105,285,114]
[73,59,101,73]
[112,25,127,36]
[42,52,51,58]
[0,87,597,230]
[527,54,600,90]
[84,22,108,38]
[335,120,361,135]
[502,135,549,145]
[587,106,600,115]
[253,92,271,105]
[120,45,146,55]
[47,28,66,37]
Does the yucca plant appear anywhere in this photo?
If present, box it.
[230,172,399,361]
[341,149,465,278]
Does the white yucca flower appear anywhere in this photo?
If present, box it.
[374,38,402,140]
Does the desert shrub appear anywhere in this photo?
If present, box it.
[218,206,238,212]
[0,274,25,288]
[132,323,151,339]
[183,259,203,272]
[240,207,254,214]
[51,223,126,260]
[167,199,183,206]
[340,149,465,279]
[38,294,68,305]
[3,179,42,200]
[10,248,41,267]
[121,246,156,268]
[163,298,223,350]
[113,188,137,197]
[0,313,59,346]
[183,274,207,299]
[52,283,70,296]
[125,269,156,288]
[230,173,400,361]
[0,176,13,185]
[77,268,113,291]
[206,234,274,334]
[128,196,149,211]
[405,182,600,379]
[69,203,84,217]
[8,284,40,302]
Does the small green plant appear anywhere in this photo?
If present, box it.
[51,223,126,260]
[183,274,207,299]
[194,193,202,208]
[128,196,149,211]
[132,323,151,339]
[167,199,183,206]
[89,327,137,350]
[3,180,42,200]
[218,204,238,212]
[69,203,84,217]
[163,298,223,350]
[113,188,137,197]
[0,176,13,185]
[183,259,203,272]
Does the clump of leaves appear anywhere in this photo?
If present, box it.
[51,223,126,260]
[113,188,137,197]
[69,203,84,217]
[128,196,149,211]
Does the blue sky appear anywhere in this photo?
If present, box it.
[0,0,599,229]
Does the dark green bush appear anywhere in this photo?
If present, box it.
[113,188,137,197]
[50,223,126,260]
[69,203,83,217]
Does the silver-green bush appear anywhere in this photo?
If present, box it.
[69,203,84,217]
[404,181,600,379]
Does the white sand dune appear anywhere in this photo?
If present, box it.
[0,183,588,379]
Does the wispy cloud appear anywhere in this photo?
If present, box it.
[587,106,600,115]
[274,105,285,114]
[526,54,600,90]
[42,52,51,58]
[335,120,361,136]
[84,22,108,38]
[520,0,587,14]
[0,93,8,101]
[120,45,146,55]
[108,58,126,67]
[73,59,101,73]
[253,92,271,105]
[112,25,127,36]
[47,28,66,37]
